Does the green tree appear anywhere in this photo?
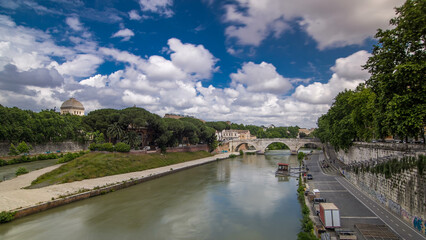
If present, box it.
[107,122,124,143]
[17,141,32,154]
[364,0,426,140]
[164,118,184,147]
[349,85,376,141]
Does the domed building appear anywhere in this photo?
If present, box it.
[60,98,85,116]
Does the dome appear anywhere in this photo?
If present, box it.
[61,98,84,110]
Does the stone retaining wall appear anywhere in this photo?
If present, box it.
[335,142,425,164]
[344,167,426,236]
[0,141,89,157]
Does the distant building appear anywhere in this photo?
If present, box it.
[298,128,315,137]
[216,129,256,141]
[60,98,84,116]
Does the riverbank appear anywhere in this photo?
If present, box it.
[0,152,237,220]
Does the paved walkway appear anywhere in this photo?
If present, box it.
[0,152,235,212]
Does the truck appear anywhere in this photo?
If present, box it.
[313,198,327,215]
[319,203,341,229]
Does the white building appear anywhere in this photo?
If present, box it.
[216,129,256,141]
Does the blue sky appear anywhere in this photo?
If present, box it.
[0,0,404,127]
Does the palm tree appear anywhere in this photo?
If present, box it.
[107,122,124,143]
[122,131,142,149]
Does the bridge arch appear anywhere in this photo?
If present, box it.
[234,142,257,152]
[264,142,290,151]
[229,138,323,154]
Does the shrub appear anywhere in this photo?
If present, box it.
[16,167,29,176]
[8,143,19,156]
[0,211,15,223]
[239,150,244,155]
[115,142,130,152]
[101,143,114,152]
[89,142,99,151]
[57,152,86,164]
[0,159,7,167]
[229,154,237,158]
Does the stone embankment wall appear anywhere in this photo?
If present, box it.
[344,167,426,236]
[330,142,426,235]
[335,142,425,164]
[0,141,90,157]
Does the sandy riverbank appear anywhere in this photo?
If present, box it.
[0,152,235,213]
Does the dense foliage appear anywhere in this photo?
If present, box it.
[297,177,317,240]
[0,153,61,167]
[0,106,86,144]
[227,123,299,138]
[315,0,425,149]
[364,0,425,140]
[0,106,218,152]
[315,86,376,150]
[83,107,217,151]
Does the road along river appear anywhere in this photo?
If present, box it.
[0,150,305,240]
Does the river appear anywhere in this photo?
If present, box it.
[0,150,305,240]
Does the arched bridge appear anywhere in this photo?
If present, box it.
[229,138,323,154]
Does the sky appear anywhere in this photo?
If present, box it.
[0,0,405,128]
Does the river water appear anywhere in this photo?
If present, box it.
[0,150,304,240]
[0,159,58,181]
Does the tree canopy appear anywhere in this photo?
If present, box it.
[315,0,425,149]
[0,106,86,144]
[364,0,425,140]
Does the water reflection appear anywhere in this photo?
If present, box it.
[0,151,303,240]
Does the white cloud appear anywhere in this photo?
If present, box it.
[56,54,104,77]
[139,0,174,17]
[112,28,135,41]
[122,89,159,105]
[168,38,218,79]
[79,74,107,88]
[0,15,74,72]
[292,50,371,104]
[230,61,293,95]
[0,17,359,128]
[128,10,142,20]
[143,55,186,82]
[99,47,144,68]
[66,16,83,31]
[223,0,405,49]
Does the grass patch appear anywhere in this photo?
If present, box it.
[31,151,212,187]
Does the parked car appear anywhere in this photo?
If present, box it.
[307,174,313,180]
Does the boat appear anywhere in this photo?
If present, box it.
[275,163,289,176]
